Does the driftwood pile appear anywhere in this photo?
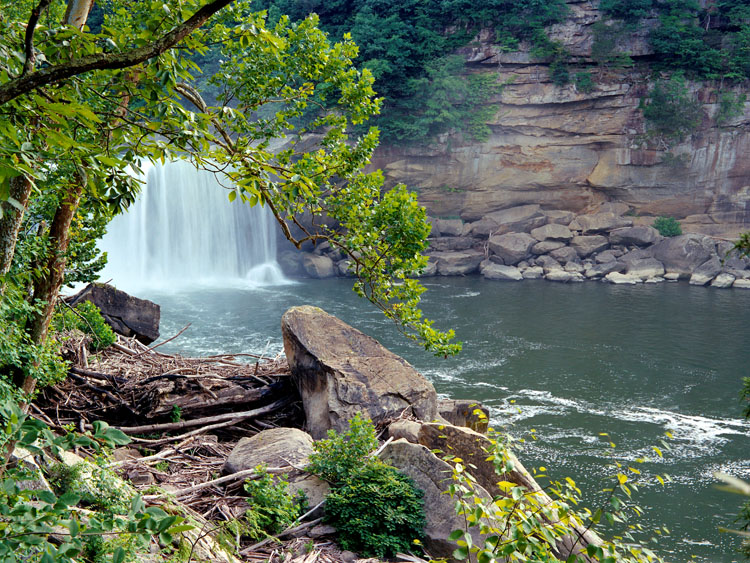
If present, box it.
[32,332,363,563]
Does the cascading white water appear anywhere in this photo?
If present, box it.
[100,160,288,290]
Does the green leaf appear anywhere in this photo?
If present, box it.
[112,546,126,563]
[453,546,469,560]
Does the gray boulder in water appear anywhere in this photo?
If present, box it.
[281,306,438,439]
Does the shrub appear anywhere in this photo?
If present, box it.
[324,461,425,558]
[652,216,682,237]
[308,415,426,558]
[52,300,116,351]
[640,74,701,146]
[307,412,378,486]
[575,71,594,93]
[243,466,306,541]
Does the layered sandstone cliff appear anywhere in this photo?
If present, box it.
[371,0,750,238]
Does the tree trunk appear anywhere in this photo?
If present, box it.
[63,0,95,30]
[20,176,85,396]
[0,175,34,284]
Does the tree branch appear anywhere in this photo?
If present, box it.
[0,0,236,105]
[22,0,53,76]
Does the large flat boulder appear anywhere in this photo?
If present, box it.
[481,262,523,281]
[67,283,160,344]
[609,226,661,246]
[569,213,632,234]
[651,234,716,277]
[481,204,547,235]
[488,232,536,265]
[428,236,475,252]
[626,258,665,280]
[530,223,574,242]
[435,250,484,275]
[281,306,438,439]
[570,235,609,258]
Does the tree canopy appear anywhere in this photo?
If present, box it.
[0,0,459,403]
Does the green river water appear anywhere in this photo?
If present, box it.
[137,277,750,562]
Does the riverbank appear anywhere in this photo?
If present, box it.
[279,203,750,289]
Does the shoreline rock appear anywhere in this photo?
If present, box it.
[279,204,749,290]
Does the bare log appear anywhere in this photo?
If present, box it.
[115,397,291,435]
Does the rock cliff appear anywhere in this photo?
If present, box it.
[370,0,750,238]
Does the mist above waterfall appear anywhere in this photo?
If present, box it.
[100,160,289,291]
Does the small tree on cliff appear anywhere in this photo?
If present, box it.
[0,0,458,401]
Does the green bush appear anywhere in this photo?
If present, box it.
[653,216,682,237]
[52,300,116,351]
[641,73,701,145]
[308,413,379,486]
[308,414,426,558]
[575,71,594,93]
[324,461,425,558]
[243,466,306,541]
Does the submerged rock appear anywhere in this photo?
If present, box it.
[281,306,438,438]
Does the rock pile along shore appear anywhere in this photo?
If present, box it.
[280,203,750,289]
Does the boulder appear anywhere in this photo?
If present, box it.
[488,233,536,265]
[644,277,666,284]
[482,263,523,281]
[416,423,602,560]
[605,272,641,284]
[570,235,609,258]
[531,240,566,255]
[584,261,624,279]
[626,258,665,280]
[734,279,750,289]
[564,261,584,273]
[536,255,563,273]
[652,234,716,277]
[438,399,489,433]
[609,226,661,247]
[223,427,330,510]
[388,419,422,443]
[421,258,438,277]
[618,247,655,267]
[595,249,621,263]
[67,283,160,344]
[545,270,573,283]
[281,306,438,438]
[435,218,464,236]
[482,204,547,235]
[689,257,722,286]
[223,427,313,474]
[435,250,484,275]
[523,266,544,279]
[302,253,336,278]
[379,439,491,560]
[711,273,736,288]
[549,246,580,264]
[543,210,575,225]
[530,224,574,242]
[428,236,475,252]
[569,213,632,234]
[278,250,305,276]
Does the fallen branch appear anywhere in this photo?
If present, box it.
[134,323,191,356]
[142,466,288,501]
[114,397,291,435]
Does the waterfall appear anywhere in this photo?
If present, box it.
[100,160,288,290]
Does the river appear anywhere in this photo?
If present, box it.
[129,277,750,562]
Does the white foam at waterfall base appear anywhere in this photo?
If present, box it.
[100,161,291,292]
